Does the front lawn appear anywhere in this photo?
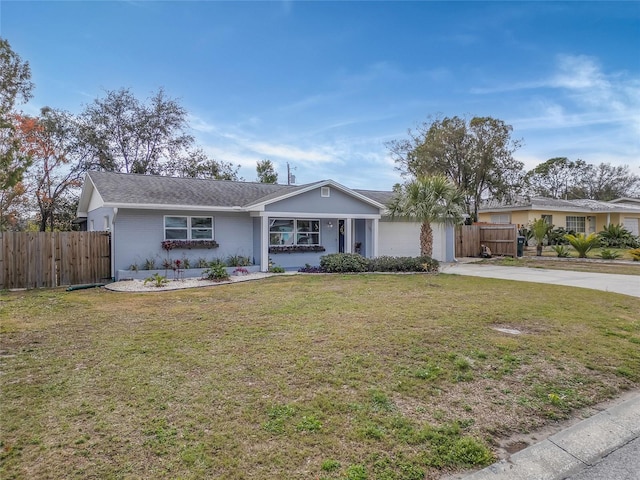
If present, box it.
[1,274,639,479]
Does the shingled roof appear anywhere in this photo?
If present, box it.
[81,171,392,211]
[479,196,640,213]
[86,171,306,207]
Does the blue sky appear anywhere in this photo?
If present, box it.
[2,1,639,190]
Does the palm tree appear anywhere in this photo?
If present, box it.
[387,175,465,257]
[530,218,551,256]
[564,233,599,258]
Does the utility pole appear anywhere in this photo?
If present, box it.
[287,163,296,185]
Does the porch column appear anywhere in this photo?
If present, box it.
[372,218,379,258]
[344,218,352,253]
[261,215,269,272]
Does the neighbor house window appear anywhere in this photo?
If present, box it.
[269,218,320,246]
[164,216,213,240]
[542,215,553,225]
[565,216,586,233]
[490,214,510,224]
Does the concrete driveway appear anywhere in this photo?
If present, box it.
[440,262,640,298]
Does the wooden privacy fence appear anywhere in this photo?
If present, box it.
[456,224,518,258]
[0,231,111,289]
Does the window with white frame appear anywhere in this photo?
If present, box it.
[490,214,510,224]
[542,215,553,225]
[164,216,213,240]
[269,218,320,246]
[565,216,586,233]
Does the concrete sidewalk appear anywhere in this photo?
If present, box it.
[459,394,640,480]
[440,262,640,298]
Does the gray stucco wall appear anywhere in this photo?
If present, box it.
[266,187,380,215]
[86,206,114,232]
[112,209,254,274]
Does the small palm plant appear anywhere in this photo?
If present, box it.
[530,218,551,256]
[143,273,168,287]
[564,233,599,258]
[552,245,571,258]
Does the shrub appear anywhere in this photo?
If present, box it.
[628,248,640,261]
[369,255,439,273]
[564,233,599,258]
[320,253,370,273]
[162,258,173,273]
[233,267,249,276]
[269,265,285,273]
[597,248,622,260]
[226,254,252,267]
[548,227,574,245]
[143,257,157,270]
[298,264,326,273]
[319,254,440,274]
[195,257,209,268]
[202,262,230,281]
[552,245,571,258]
[599,224,640,249]
[208,257,226,267]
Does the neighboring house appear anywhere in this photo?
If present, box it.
[76,171,456,280]
[478,197,640,235]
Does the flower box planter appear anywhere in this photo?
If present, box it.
[161,240,219,251]
[116,265,259,281]
[268,245,326,254]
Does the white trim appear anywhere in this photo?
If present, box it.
[103,202,243,212]
[163,215,214,241]
[260,215,269,272]
[372,218,379,257]
[344,219,352,253]
[269,218,321,247]
[250,211,381,219]
[246,179,387,210]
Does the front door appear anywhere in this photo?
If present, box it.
[338,220,345,253]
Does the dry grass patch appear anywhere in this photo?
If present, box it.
[1,274,639,479]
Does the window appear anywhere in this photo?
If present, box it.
[104,215,110,230]
[164,216,213,240]
[566,216,586,233]
[270,218,320,246]
[542,215,553,225]
[490,214,510,224]
[321,187,330,197]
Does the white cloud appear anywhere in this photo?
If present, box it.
[550,54,609,90]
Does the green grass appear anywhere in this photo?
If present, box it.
[1,274,639,479]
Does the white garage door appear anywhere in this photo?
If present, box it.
[623,217,639,236]
[378,221,421,257]
[378,221,446,261]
